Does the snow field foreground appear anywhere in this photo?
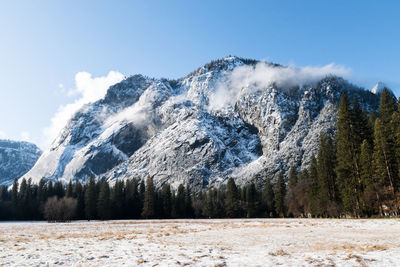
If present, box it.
[0,219,399,266]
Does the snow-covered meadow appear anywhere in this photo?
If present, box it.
[0,219,399,266]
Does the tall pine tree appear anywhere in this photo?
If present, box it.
[246,183,258,218]
[184,184,194,218]
[335,93,362,216]
[225,178,240,218]
[84,176,97,220]
[317,134,339,217]
[262,178,275,217]
[308,154,319,216]
[274,172,286,217]
[161,183,172,218]
[97,181,111,220]
[141,177,155,219]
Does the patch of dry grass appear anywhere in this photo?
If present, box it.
[269,249,290,256]
[305,242,389,254]
[35,229,143,241]
[343,253,371,266]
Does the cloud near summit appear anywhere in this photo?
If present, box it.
[209,62,351,111]
[42,71,125,148]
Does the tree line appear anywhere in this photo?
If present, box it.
[0,88,399,220]
[0,173,297,221]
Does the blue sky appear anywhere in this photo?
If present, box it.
[0,0,399,148]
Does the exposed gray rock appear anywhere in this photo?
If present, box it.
[21,56,379,190]
[0,140,41,185]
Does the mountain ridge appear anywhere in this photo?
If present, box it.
[19,56,379,190]
[0,139,42,185]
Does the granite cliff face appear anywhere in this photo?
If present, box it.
[21,57,379,190]
[0,140,41,185]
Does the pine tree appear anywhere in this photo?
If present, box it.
[274,172,286,217]
[47,180,54,197]
[202,189,214,218]
[288,164,298,190]
[84,176,97,220]
[335,93,362,216]
[368,110,377,132]
[308,155,319,216]
[175,184,186,218]
[360,140,374,188]
[154,190,162,219]
[125,179,140,218]
[375,88,399,195]
[246,183,258,218]
[225,178,240,218]
[285,164,298,217]
[393,102,400,186]
[139,179,145,213]
[111,180,125,219]
[66,180,73,198]
[262,178,275,217]
[18,178,29,219]
[53,181,64,198]
[37,178,47,214]
[362,106,374,145]
[191,190,205,218]
[184,185,194,218]
[378,88,397,126]
[74,181,85,219]
[214,188,226,218]
[97,181,111,220]
[28,179,39,219]
[0,186,7,202]
[317,134,339,217]
[373,118,397,195]
[360,139,381,215]
[141,176,155,219]
[161,183,172,218]
[352,99,371,148]
[294,169,313,217]
[10,179,18,219]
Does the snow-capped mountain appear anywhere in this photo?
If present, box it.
[0,140,42,185]
[21,57,379,190]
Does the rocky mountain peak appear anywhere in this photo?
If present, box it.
[20,58,380,191]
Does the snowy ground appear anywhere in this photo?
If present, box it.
[0,219,399,266]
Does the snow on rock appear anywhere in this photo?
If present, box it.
[370,81,388,94]
[21,57,380,190]
[0,140,41,185]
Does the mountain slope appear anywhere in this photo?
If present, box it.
[22,57,379,190]
[0,140,42,185]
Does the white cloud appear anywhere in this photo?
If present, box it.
[0,130,31,142]
[19,131,31,142]
[0,130,7,139]
[103,85,158,131]
[209,62,351,111]
[43,71,125,148]
[104,104,149,129]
